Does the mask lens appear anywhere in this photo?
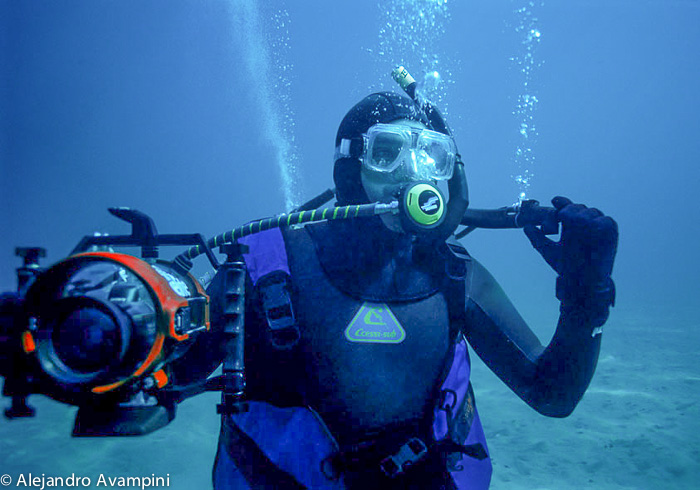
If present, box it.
[417,133,455,180]
[368,131,405,171]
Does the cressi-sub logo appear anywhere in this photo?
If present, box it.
[344,303,406,344]
[419,192,441,214]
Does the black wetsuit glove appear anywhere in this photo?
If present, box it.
[524,196,618,322]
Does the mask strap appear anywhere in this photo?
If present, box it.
[334,137,364,161]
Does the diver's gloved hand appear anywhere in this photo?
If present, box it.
[524,196,618,308]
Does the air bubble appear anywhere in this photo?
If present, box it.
[371,0,453,116]
[227,1,302,210]
[511,1,543,199]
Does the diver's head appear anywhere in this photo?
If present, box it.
[334,92,462,234]
[334,92,429,206]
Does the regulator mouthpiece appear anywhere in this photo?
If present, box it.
[399,181,447,234]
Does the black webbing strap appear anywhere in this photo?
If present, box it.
[220,418,307,489]
[434,439,489,461]
[437,241,490,466]
[443,240,470,342]
[324,433,487,481]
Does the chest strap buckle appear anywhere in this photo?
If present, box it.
[379,437,428,478]
[258,272,300,349]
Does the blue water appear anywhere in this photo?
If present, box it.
[2,1,700,488]
[225,0,302,211]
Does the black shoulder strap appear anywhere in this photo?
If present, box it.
[442,240,471,342]
[430,239,470,429]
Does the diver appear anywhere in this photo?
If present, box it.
[203,91,618,490]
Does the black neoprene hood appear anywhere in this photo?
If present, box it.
[333,92,431,205]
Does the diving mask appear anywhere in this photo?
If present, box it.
[336,123,457,182]
[363,123,456,181]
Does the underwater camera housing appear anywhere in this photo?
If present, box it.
[0,208,220,436]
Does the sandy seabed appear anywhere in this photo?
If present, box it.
[1,303,698,489]
[474,303,700,489]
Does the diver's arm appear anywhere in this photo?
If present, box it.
[464,259,604,417]
[464,197,618,417]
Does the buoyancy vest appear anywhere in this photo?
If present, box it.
[213,225,492,489]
